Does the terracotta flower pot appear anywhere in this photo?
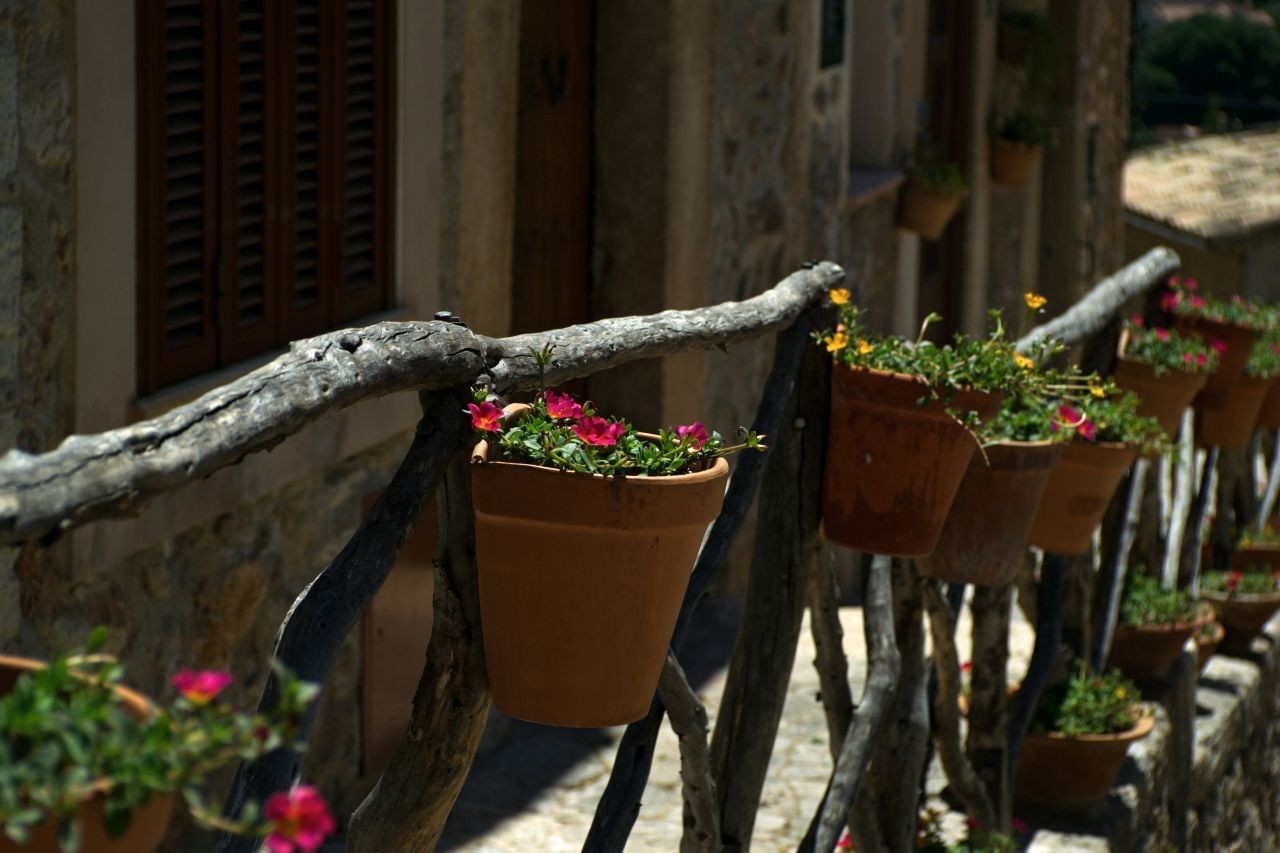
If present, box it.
[918,441,1062,585]
[1112,357,1207,439]
[1107,604,1214,682]
[822,367,1001,557]
[1201,589,1280,653]
[470,446,728,727]
[1259,380,1280,428]
[991,139,1041,187]
[1234,544,1280,570]
[1028,442,1137,555]
[897,180,964,240]
[1196,621,1225,673]
[1016,712,1155,807]
[1171,316,1257,411]
[1196,375,1275,450]
[0,656,175,853]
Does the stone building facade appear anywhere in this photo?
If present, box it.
[0,0,1134,843]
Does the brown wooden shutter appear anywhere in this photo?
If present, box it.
[137,0,220,394]
[332,0,393,322]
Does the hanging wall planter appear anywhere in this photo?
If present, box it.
[1258,380,1280,428]
[990,139,1041,187]
[1111,322,1215,438]
[897,152,967,241]
[918,440,1061,586]
[1200,570,1280,653]
[822,367,1000,557]
[1197,375,1275,450]
[1028,442,1137,555]
[469,397,740,727]
[1162,277,1267,411]
[1107,580,1213,682]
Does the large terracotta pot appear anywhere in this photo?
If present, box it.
[897,179,964,240]
[918,441,1062,585]
[471,446,728,727]
[1259,381,1280,428]
[1201,589,1280,653]
[991,139,1041,187]
[1171,316,1257,411]
[1196,621,1225,673]
[1197,375,1275,450]
[1112,357,1208,439]
[1016,713,1155,807]
[1028,442,1137,555]
[1107,604,1214,681]
[1234,544,1280,570]
[0,656,175,853]
[822,367,1000,557]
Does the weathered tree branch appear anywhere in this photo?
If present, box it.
[966,583,1013,831]
[584,305,828,852]
[1092,459,1150,671]
[1015,247,1179,353]
[799,555,900,853]
[216,391,461,852]
[656,653,722,853]
[1183,448,1218,597]
[809,548,854,760]
[0,264,845,547]
[345,445,489,852]
[1256,433,1280,531]
[1162,413,1196,588]
[921,579,997,832]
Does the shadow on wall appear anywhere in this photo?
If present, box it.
[436,598,744,849]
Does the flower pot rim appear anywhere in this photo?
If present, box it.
[1025,710,1155,745]
[1201,588,1280,605]
[1238,542,1280,554]
[1115,602,1214,634]
[903,176,968,202]
[833,364,1002,402]
[992,137,1042,152]
[1172,314,1263,335]
[1061,439,1131,455]
[1114,353,1212,382]
[471,444,730,486]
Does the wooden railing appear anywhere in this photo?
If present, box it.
[0,248,1184,852]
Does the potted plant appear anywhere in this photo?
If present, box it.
[468,390,760,727]
[818,295,1046,557]
[1162,276,1267,410]
[1235,525,1280,569]
[1028,386,1167,555]
[991,109,1048,187]
[1199,331,1280,449]
[0,630,330,853]
[1107,572,1212,681]
[1196,620,1226,672]
[919,387,1065,587]
[1016,666,1154,807]
[1256,330,1280,428]
[898,151,968,240]
[1112,316,1217,438]
[1200,569,1280,652]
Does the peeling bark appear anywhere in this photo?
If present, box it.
[657,653,722,853]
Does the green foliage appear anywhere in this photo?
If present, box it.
[1163,276,1270,330]
[981,391,1068,443]
[1030,665,1141,737]
[911,146,968,197]
[1121,318,1220,375]
[1247,329,1280,379]
[0,632,317,850]
[1120,572,1197,626]
[1050,385,1170,456]
[1203,569,1280,595]
[993,109,1049,146]
[480,393,763,477]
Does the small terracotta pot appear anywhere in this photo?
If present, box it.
[471,444,728,727]
[1112,355,1208,439]
[1028,442,1137,555]
[822,367,1000,557]
[918,441,1062,585]
[1107,604,1214,681]
[991,139,1041,187]
[1234,544,1280,570]
[897,179,964,240]
[1258,381,1280,428]
[1196,621,1225,673]
[1201,589,1280,653]
[1196,375,1275,450]
[0,656,175,853]
[1171,316,1257,411]
[1016,712,1154,807]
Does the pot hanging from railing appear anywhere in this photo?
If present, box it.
[1197,375,1275,450]
[1027,442,1137,555]
[1171,316,1257,411]
[1112,334,1208,439]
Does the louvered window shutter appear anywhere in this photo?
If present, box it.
[137,0,220,393]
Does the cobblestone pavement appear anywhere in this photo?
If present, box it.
[440,598,1035,852]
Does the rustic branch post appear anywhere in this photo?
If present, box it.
[808,547,855,759]
[656,653,722,853]
[966,583,1013,830]
[1092,458,1151,671]
[1163,413,1196,588]
[1257,433,1280,530]
[1182,448,1218,596]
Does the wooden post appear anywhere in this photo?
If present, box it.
[808,546,854,759]
[657,653,722,853]
[1006,553,1066,803]
[966,583,1013,830]
[1092,459,1150,671]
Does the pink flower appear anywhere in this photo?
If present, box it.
[1211,339,1227,355]
[573,417,626,447]
[1183,277,1199,291]
[1159,292,1181,312]
[1130,314,1144,327]
[676,422,710,450]
[836,831,854,850]
[171,669,232,706]
[1182,352,1194,364]
[961,661,972,673]
[543,390,584,420]
[1190,295,1207,309]
[1155,327,1170,341]
[1078,418,1097,442]
[964,817,983,830]
[1012,817,1030,834]
[1197,353,1209,366]
[264,786,336,853]
[1227,571,1243,592]
[467,402,504,432]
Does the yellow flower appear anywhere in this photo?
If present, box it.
[824,332,849,353]
[1115,688,1127,699]
[1014,354,1034,370]
[830,288,851,305]
[1089,379,1106,398]
[1024,292,1047,311]
[857,338,874,356]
